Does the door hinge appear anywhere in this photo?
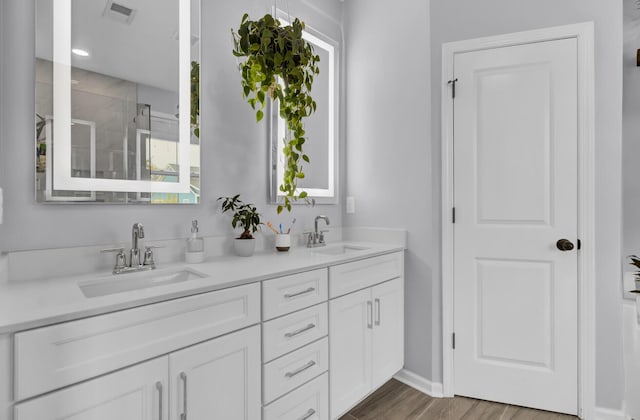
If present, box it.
[577,239,582,250]
[452,207,456,224]
[452,332,456,349]
[448,78,459,99]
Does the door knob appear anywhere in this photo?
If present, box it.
[556,239,574,251]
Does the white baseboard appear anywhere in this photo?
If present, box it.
[394,370,628,420]
[394,369,444,398]
[593,406,626,420]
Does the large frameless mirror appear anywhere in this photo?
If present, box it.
[35,0,201,204]
[269,9,339,205]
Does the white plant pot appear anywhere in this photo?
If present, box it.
[234,238,256,257]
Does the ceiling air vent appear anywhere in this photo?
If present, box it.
[102,0,137,25]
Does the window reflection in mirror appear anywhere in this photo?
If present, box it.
[35,0,200,204]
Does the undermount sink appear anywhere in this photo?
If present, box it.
[311,244,370,256]
[79,268,207,298]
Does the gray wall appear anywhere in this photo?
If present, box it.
[0,0,343,252]
[345,0,625,411]
[429,0,624,410]
[343,0,434,379]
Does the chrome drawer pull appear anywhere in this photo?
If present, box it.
[180,372,188,420]
[156,381,163,420]
[367,301,373,329]
[298,408,316,420]
[284,287,316,299]
[375,298,381,326]
[285,323,315,338]
[285,360,316,378]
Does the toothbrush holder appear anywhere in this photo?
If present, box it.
[275,233,291,252]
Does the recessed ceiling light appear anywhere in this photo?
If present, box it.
[71,48,89,57]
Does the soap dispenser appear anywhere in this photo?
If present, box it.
[185,220,205,263]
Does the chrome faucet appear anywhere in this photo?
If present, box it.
[130,223,145,267]
[101,222,159,274]
[307,215,330,247]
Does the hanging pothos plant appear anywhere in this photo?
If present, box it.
[191,60,200,138]
[232,13,320,213]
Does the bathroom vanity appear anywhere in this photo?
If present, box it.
[0,242,404,420]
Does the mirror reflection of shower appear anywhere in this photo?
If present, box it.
[34,0,201,204]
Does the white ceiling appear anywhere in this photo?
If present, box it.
[35,0,200,92]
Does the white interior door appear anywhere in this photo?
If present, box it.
[453,38,578,415]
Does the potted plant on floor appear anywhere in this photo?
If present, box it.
[231,13,320,213]
[628,255,640,292]
[219,194,262,257]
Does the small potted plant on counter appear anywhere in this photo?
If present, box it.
[219,194,262,257]
[629,255,640,293]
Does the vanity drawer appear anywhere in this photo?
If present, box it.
[263,303,328,362]
[263,338,328,404]
[329,252,403,298]
[14,283,260,400]
[263,269,328,320]
[263,372,329,420]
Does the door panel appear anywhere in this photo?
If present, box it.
[475,63,553,225]
[169,326,261,420]
[14,357,168,420]
[453,38,578,415]
[476,259,553,368]
[329,288,372,419]
[371,278,404,389]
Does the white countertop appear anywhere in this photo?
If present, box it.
[0,242,404,335]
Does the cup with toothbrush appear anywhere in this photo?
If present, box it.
[267,219,296,252]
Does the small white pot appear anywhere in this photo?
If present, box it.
[234,238,256,257]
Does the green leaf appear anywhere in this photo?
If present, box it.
[256,110,264,122]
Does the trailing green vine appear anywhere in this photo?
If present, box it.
[191,60,200,138]
[231,13,320,213]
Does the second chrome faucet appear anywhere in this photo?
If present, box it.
[307,215,330,248]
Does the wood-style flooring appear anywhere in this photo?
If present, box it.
[339,379,579,420]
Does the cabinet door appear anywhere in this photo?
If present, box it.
[372,278,404,389]
[329,288,372,419]
[169,325,261,420]
[14,357,168,420]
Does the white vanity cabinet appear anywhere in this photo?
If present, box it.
[2,246,405,420]
[329,253,404,419]
[14,357,168,420]
[14,326,261,420]
[12,283,262,420]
